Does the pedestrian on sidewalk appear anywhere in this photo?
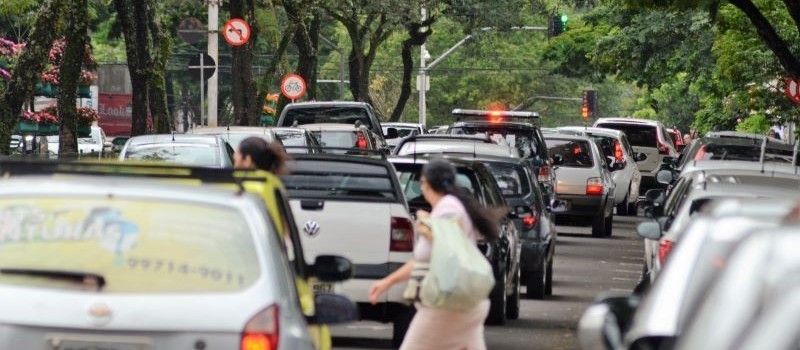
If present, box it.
[233,136,290,174]
[368,159,503,350]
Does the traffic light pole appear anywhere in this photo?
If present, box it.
[417,26,547,126]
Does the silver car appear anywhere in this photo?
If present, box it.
[186,126,284,151]
[545,134,616,237]
[557,127,645,215]
[0,176,356,349]
[393,134,518,158]
[119,134,234,168]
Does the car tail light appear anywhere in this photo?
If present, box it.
[241,304,279,350]
[390,217,414,252]
[614,140,624,162]
[586,178,603,195]
[356,132,368,149]
[658,239,674,265]
[538,165,552,183]
[522,209,539,229]
[658,140,670,155]
[694,146,707,160]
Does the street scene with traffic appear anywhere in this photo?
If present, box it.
[1,0,800,349]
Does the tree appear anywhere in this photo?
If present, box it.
[113,0,152,136]
[229,0,260,126]
[57,0,89,155]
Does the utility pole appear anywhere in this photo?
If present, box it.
[418,7,428,127]
[207,0,220,127]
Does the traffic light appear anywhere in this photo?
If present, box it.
[548,14,569,38]
[582,90,597,119]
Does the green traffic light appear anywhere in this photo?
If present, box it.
[560,14,568,24]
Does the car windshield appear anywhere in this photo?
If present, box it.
[546,139,594,168]
[486,163,531,197]
[282,107,372,129]
[0,197,260,293]
[282,160,398,201]
[448,126,539,159]
[596,123,657,148]
[124,144,219,167]
[692,143,795,163]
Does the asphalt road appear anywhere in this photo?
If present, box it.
[331,215,646,350]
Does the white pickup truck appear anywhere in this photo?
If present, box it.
[281,153,416,347]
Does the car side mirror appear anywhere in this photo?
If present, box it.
[306,293,359,325]
[311,255,353,282]
[549,200,567,214]
[552,154,564,166]
[385,128,399,139]
[636,220,662,240]
[578,296,639,350]
[656,169,675,185]
[644,188,666,205]
[634,153,647,162]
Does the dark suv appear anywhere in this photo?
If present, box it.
[446,109,555,202]
[457,155,561,300]
[390,156,521,325]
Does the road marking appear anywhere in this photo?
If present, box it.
[612,277,638,281]
[615,269,641,274]
[621,256,643,261]
[619,262,641,267]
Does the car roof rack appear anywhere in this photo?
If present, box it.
[451,109,540,124]
[282,146,387,159]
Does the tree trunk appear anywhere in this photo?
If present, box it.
[147,0,171,133]
[57,0,88,156]
[729,0,800,78]
[114,0,151,136]
[293,15,320,100]
[230,0,259,126]
[0,0,65,154]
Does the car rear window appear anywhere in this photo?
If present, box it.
[486,163,531,197]
[448,126,542,159]
[309,130,362,150]
[691,143,794,163]
[282,160,398,201]
[546,139,594,168]
[394,165,477,207]
[0,197,260,293]
[383,127,419,138]
[281,107,372,129]
[124,144,219,167]
[596,123,657,148]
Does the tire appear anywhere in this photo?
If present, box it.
[525,266,546,300]
[604,213,614,237]
[545,259,554,296]
[506,267,521,320]
[591,212,607,237]
[487,264,507,325]
[392,306,416,349]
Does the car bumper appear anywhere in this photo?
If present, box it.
[555,194,604,217]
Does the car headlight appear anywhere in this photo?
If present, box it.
[24,135,34,142]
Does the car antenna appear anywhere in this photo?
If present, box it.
[759,137,767,174]
[793,139,799,175]
[473,141,477,159]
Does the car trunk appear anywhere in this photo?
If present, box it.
[595,123,660,173]
[554,167,599,195]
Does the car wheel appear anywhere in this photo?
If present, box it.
[525,266,546,300]
[487,264,507,325]
[392,306,416,349]
[545,259,553,296]
[506,267,521,320]
[591,212,607,237]
[604,213,614,237]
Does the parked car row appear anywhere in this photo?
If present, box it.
[578,129,800,350]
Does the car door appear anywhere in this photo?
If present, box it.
[480,168,520,280]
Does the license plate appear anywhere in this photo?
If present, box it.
[312,282,333,294]
[50,335,150,350]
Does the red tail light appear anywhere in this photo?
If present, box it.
[356,132,368,149]
[241,304,279,350]
[538,165,552,183]
[694,146,707,160]
[586,178,603,195]
[658,239,674,265]
[390,217,414,252]
[658,140,670,155]
[614,140,624,162]
[522,209,539,229]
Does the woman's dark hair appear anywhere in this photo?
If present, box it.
[238,137,290,174]
[422,159,503,242]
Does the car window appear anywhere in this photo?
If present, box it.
[664,178,693,217]
[596,123,657,148]
[486,163,531,197]
[383,127,419,138]
[275,130,307,147]
[0,197,261,293]
[449,126,540,159]
[395,165,477,208]
[588,135,617,159]
[308,130,363,150]
[621,134,636,158]
[124,144,220,167]
[283,160,398,201]
[661,127,676,148]
[546,139,594,168]
[282,107,372,130]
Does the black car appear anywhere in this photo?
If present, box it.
[390,156,521,325]
[446,109,556,203]
[454,155,561,300]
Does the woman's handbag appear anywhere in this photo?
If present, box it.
[418,217,495,311]
[402,262,429,302]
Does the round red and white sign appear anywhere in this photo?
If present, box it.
[223,19,251,47]
[281,74,307,100]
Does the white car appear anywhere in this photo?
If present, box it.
[45,124,110,158]
[557,127,644,215]
[281,154,415,348]
[382,122,425,150]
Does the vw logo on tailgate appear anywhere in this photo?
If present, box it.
[303,221,321,237]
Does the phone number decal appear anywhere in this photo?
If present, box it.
[126,258,247,286]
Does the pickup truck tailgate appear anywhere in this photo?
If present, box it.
[290,200,391,265]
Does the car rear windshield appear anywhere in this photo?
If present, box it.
[596,123,657,148]
[448,126,541,159]
[0,197,260,293]
[124,144,219,167]
[546,139,594,168]
[309,130,362,149]
[282,160,398,201]
[395,165,477,208]
[282,107,372,129]
[486,163,531,197]
[692,143,794,163]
